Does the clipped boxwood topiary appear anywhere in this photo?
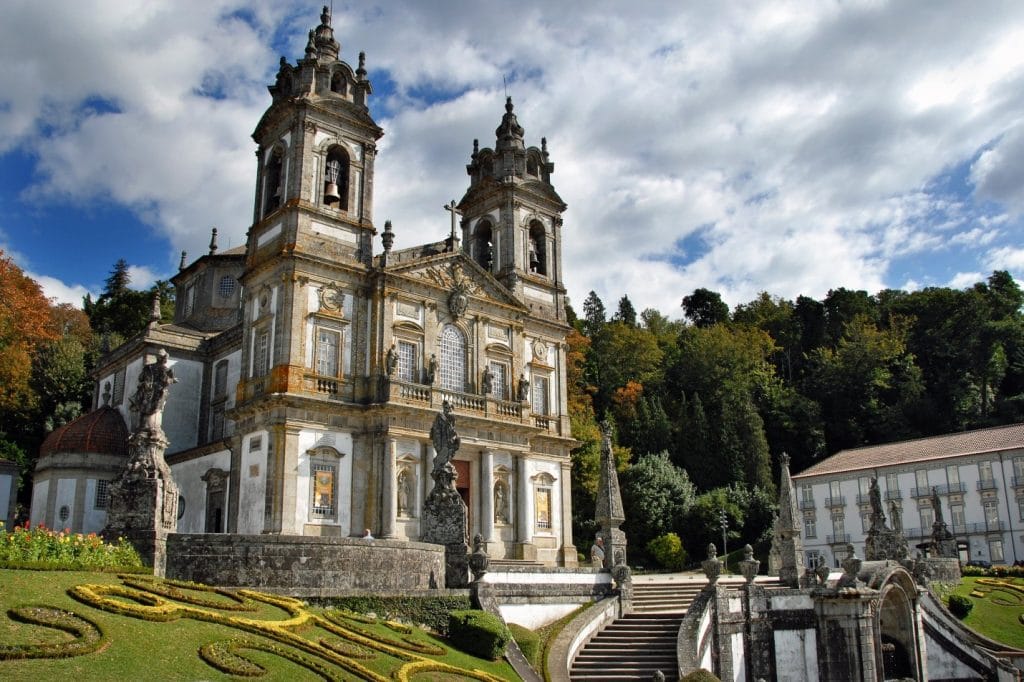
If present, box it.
[447,609,510,660]
[507,622,540,668]
[681,669,722,682]
[948,594,973,619]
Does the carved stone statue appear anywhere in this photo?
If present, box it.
[481,366,493,396]
[931,487,944,525]
[494,481,508,523]
[129,349,177,432]
[385,343,398,377]
[869,477,883,517]
[430,400,460,477]
[517,373,530,401]
[426,354,438,384]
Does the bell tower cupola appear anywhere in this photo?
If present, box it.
[458,98,567,321]
[248,5,383,270]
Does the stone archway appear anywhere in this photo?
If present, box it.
[875,569,920,680]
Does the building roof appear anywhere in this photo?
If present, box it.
[792,422,1024,479]
[39,406,128,458]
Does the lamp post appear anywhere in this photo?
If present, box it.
[719,507,728,572]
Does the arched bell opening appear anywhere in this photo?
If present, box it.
[323,146,350,210]
[473,220,494,271]
[528,220,547,276]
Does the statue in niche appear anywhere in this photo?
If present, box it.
[494,481,508,523]
[385,342,398,377]
[397,469,411,516]
[517,374,530,402]
[430,400,460,476]
[481,366,493,396]
[426,354,438,384]
[129,349,177,431]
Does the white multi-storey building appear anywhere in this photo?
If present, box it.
[792,422,1024,568]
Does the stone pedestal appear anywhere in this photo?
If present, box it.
[102,429,178,576]
[421,462,470,587]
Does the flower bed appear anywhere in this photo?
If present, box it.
[0,522,142,571]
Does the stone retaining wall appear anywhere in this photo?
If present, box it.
[165,533,445,595]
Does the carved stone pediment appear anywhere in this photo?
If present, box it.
[390,255,527,312]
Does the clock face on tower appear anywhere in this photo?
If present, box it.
[321,285,344,313]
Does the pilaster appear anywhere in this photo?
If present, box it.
[480,449,496,543]
[382,437,397,538]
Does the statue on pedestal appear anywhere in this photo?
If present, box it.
[422,401,470,587]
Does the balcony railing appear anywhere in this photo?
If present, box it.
[799,499,817,510]
[1013,475,1024,487]
[950,521,1005,534]
[827,534,851,544]
[884,490,902,501]
[384,380,557,430]
[856,493,871,505]
[911,487,933,498]
[977,479,998,491]
[824,496,846,508]
[933,482,967,494]
[903,527,928,539]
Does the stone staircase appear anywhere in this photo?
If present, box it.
[569,580,704,681]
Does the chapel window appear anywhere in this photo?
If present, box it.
[218,275,236,298]
[323,146,350,210]
[439,325,467,392]
[94,480,110,510]
[531,374,550,415]
[213,360,229,397]
[397,340,417,382]
[253,330,270,377]
[315,327,341,377]
[488,361,508,400]
[311,462,337,519]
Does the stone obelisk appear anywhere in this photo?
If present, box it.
[769,453,803,587]
[102,349,179,576]
[595,421,627,569]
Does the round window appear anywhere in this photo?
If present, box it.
[59,505,70,522]
[178,495,186,520]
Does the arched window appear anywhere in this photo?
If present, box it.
[528,221,547,276]
[330,72,346,95]
[323,146,350,210]
[473,220,493,271]
[439,325,467,392]
[263,147,284,217]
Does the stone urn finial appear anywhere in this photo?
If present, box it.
[469,533,489,582]
[702,543,722,584]
[739,543,760,584]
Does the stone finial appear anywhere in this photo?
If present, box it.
[149,290,162,327]
[472,138,479,159]
[178,250,187,270]
[208,227,218,255]
[702,543,722,584]
[304,30,317,58]
[595,421,627,569]
[740,543,760,584]
[770,451,804,587]
[541,136,548,155]
[469,533,489,582]
[357,51,367,80]
[381,220,394,252]
[494,96,525,151]
[838,544,862,588]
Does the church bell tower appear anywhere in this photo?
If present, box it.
[458,98,568,321]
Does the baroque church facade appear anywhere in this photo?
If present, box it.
[34,8,577,567]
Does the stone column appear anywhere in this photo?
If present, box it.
[516,454,535,560]
[480,450,495,544]
[559,461,578,566]
[381,437,397,539]
[278,426,302,535]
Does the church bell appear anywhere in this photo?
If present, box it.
[324,158,341,205]
[323,181,341,205]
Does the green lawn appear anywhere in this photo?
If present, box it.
[0,569,520,681]
[948,576,1024,650]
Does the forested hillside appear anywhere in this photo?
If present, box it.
[569,271,1024,566]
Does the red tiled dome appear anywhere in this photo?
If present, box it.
[39,406,128,458]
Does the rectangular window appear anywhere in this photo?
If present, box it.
[311,463,336,517]
[858,477,871,495]
[1015,457,1024,479]
[113,368,126,405]
[94,480,110,510]
[831,513,845,537]
[984,501,1000,529]
[315,328,340,377]
[249,435,263,452]
[254,331,270,377]
[946,464,960,486]
[990,539,1005,563]
[915,469,928,490]
[1018,497,1024,522]
[214,360,229,397]
[829,480,841,499]
[801,485,814,504]
[532,375,550,415]
[397,340,417,382]
[885,472,899,497]
[920,507,934,530]
[210,405,225,441]
[184,285,196,316]
[803,513,816,538]
[950,504,966,529]
[979,460,994,483]
[535,487,552,529]
[488,361,508,399]
[806,550,821,569]
[861,511,871,533]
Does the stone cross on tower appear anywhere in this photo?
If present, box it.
[444,200,461,252]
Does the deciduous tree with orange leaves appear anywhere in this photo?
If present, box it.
[0,251,59,414]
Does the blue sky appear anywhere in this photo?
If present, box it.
[2,0,1024,314]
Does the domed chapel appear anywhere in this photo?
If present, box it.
[34,7,578,567]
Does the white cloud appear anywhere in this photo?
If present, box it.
[988,246,1024,272]
[29,272,95,308]
[3,0,1024,313]
[947,272,986,289]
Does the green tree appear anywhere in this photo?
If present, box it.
[614,295,638,327]
[620,452,696,566]
[682,288,729,328]
[581,290,607,338]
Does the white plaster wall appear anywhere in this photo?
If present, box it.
[0,472,11,527]
[774,629,818,682]
[698,605,714,671]
[54,478,76,531]
[172,450,231,534]
[295,430,353,536]
[82,479,106,534]
[731,631,746,682]
[238,431,268,534]
[500,603,578,630]
[163,357,202,454]
[30,480,48,527]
